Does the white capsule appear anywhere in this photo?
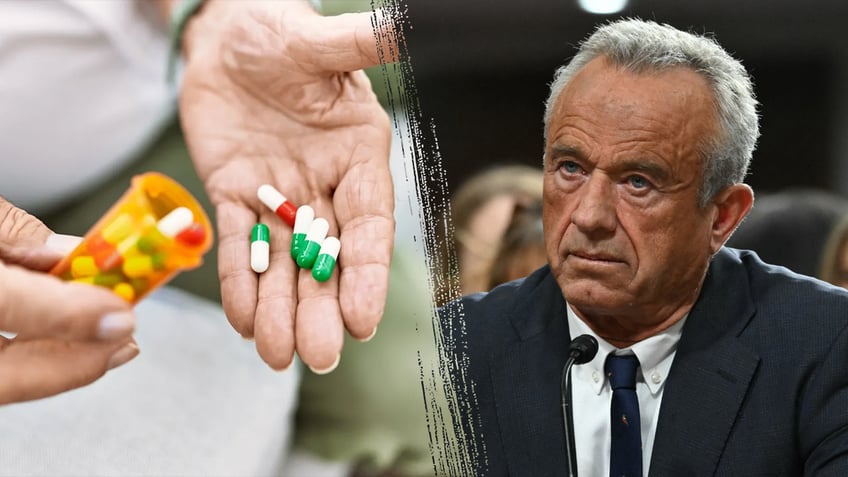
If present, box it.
[294,205,315,234]
[257,184,286,211]
[250,223,271,273]
[305,218,330,243]
[317,236,341,259]
[157,207,194,238]
[250,241,270,273]
[312,237,341,282]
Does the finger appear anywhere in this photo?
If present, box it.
[295,262,344,374]
[2,233,83,273]
[45,233,83,255]
[338,217,394,338]
[217,201,260,337]
[0,263,135,342]
[0,337,138,405]
[0,198,62,270]
[335,159,395,340]
[293,9,398,73]
[0,197,54,247]
[253,210,298,370]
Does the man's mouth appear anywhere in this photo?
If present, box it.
[570,250,620,262]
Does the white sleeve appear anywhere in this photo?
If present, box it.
[0,288,302,476]
[0,0,176,213]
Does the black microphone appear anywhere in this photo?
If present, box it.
[561,334,599,477]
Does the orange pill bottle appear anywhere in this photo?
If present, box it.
[50,173,213,304]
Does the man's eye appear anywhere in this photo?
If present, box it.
[561,161,580,174]
[627,175,650,189]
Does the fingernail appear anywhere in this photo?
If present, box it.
[98,311,136,340]
[308,353,341,375]
[45,233,83,255]
[107,343,140,370]
[359,326,378,343]
[273,360,293,372]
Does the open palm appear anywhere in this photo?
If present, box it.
[179,2,394,372]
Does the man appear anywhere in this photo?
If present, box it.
[445,19,848,475]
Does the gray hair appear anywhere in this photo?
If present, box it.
[543,19,759,207]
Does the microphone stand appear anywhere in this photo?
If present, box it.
[561,355,580,477]
[561,335,599,477]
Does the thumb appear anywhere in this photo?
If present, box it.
[0,337,138,405]
[0,197,77,272]
[0,262,135,342]
[0,233,82,273]
[294,9,399,73]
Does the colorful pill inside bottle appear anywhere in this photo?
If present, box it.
[175,222,207,246]
[250,223,271,273]
[291,205,315,260]
[88,213,136,269]
[113,282,137,302]
[257,184,297,227]
[312,237,340,282]
[124,207,192,256]
[50,173,213,304]
[296,218,329,269]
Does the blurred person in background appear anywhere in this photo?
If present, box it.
[436,164,544,302]
[486,200,547,290]
[727,188,848,277]
[820,215,848,289]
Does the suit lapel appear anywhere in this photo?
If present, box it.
[489,271,572,476]
[487,249,760,475]
[649,249,760,476]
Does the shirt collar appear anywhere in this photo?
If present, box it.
[566,303,686,395]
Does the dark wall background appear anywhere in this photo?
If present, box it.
[402,0,848,196]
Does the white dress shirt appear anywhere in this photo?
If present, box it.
[567,304,686,476]
[0,0,175,213]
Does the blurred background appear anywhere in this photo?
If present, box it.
[401,0,848,196]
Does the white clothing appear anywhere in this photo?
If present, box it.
[0,287,301,476]
[0,0,175,213]
[568,304,686,476]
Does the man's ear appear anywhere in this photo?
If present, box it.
[709,184,754,254]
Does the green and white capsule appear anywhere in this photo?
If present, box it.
[296,218,329,269]
[250,223,270,273]
[291,205,315,260]
[312,237,340,282]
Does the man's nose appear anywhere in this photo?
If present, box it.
[570,173,617,236]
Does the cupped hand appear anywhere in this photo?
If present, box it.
[179,1,395,371]
[0,198,137,404]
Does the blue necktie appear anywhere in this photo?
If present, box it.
[606,354,643,477]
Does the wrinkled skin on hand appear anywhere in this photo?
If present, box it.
[0,198,137,404]
[179,1,395,371]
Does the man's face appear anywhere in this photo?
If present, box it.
[543,57,721,325]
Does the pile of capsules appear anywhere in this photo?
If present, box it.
[56,207,206,302]
[252,184,340,282]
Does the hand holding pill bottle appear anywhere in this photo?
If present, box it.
[50,173,213,304]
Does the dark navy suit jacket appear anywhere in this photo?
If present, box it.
[442,248,848,476]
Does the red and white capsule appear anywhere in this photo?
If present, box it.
[157,206,194,237]
[257,184,297,227]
